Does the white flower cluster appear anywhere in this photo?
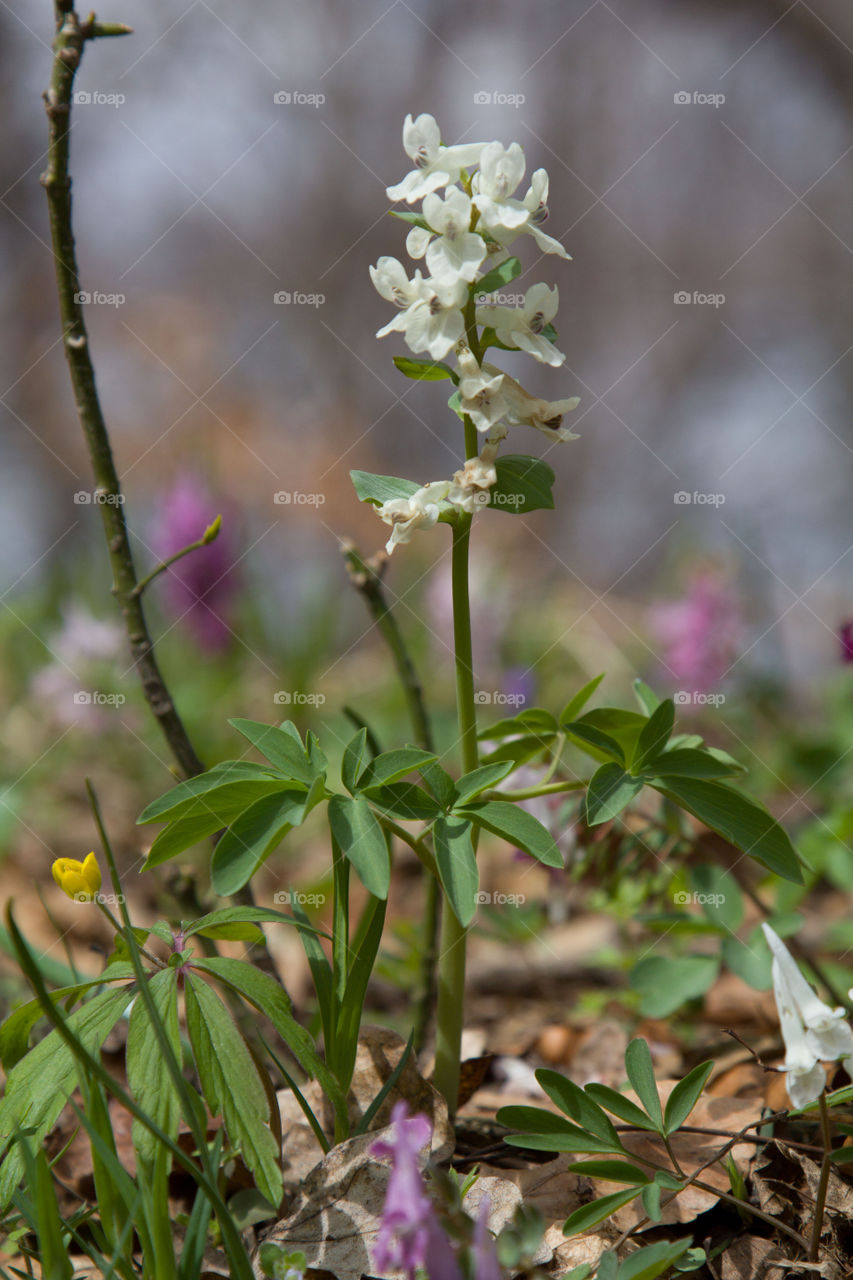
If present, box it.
[763,924,853,1108]
[370,113,580,554]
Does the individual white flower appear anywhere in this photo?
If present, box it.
[387,113,486,204]
[378,480,451,554]
[762,924,853,1067]
[498,369,580,442]
[369,256,424,309]
[447,441,499,514]
[376,274,467,360]
[472,142,529,232]
[770,954,827,1109]
[456,346,509,433]
[476,283,565,366]
[406,189,486,285]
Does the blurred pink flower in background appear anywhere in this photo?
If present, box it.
[154,476,238,652]
[839,621,853,664]
[650,568,742,693]
[30,606,126,729]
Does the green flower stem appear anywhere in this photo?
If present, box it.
[433,505,479,1117]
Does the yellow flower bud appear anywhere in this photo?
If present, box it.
[51,852,102,902]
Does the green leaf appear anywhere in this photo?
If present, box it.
[583,1084,660,1132]
[392,355,457,382]
[126,969,183,1175]
[138,765,282,824]
[327,795,390,899]
[562,1188,643,1236]
[567,1160,650,1184]
[536,1070,624,1149]
[475,255,522,295]
[478,735,553,769]
[498,1106,626,1154]
[356,747,437,790]
[191,957,346,1128]
[184,975,282,1207]
[448,388,464,420]
[350,470,417,507]
[451,761,514,806]
[633,700,675,770]
[563,720,625,765]
[143,811,226,869]
[632,679,661,714]
[664,1060,714,1135]
[341,728,370,795]
[184,907,329,941]
[644,749,742,780]
[420,760,456,809]
[585,764,643,825]
[389,209,429,228]
[459,800,562,868]
[363,782,442,822]
[210,790,309,896]
[631,955,720,1017]
[560,674,606,724]
[19,1141,73,1280]
[332,895,387,1096]
[488,455,555,515]
[569,708,648,762]
[0,987,130,1209]
[0,963,134,1070]
[652,777,803,883]
[229,719,319,786]
[619,1239,694,1280]
[624,1039,663,1130]
[433,816,478,927]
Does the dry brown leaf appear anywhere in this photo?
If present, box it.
[718,1235,791,1280]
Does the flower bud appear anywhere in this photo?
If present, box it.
[52,852,102,901]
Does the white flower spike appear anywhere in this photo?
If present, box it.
[420,189,487,285]
[387,114,486,204]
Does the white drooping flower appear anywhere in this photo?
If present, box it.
[763,924,853,1070]
[456,346,509,434]
[446,440,500,514]
[498,370,580,442]
[770,954,828,1109]
[418,189,487,285]
[369,256,424,310]
[378,481,451,554]
[373,270,468,360]
[476,283,565,367]
[387,113,486,204]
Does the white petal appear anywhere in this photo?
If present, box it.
[402,113,440,162]
[785,1060,827,1109]
[406,226,432,259]
[426,233,487,284]
[526,224,571,258]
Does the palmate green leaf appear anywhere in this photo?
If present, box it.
[459,799,562,868]
[664,1060,714,1135]
[392,355,457,382]
[631,954,720,1017]
[327,795,390,899]
[562,1188,643,1236]
[126,968,183,1174]
[489,455,556,515]
[190,957,346,1128]
[229,719,320,786]
[498,1106,625,1154]
[535,1071,624,1149]
[624,1039,663,1130]
[0,986,130,1210]
[585,764,644,826]
[0,962,134,1070]
[356,747,437,790]
[651,777,803,884]
[210,789,311,896]
[184,975,282,1209]
[433,816,478,927]
[633,700,675,770]
[138,764,282,824]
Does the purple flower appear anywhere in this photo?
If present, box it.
[154,477,238,652]
[840,621,853,664]
[650,569,741,694]
[472,1197,502,1280]
[371,1101,462,1280]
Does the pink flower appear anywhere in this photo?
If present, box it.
[650,569,741,693]
[472,1197,502,1280]
[371,1101,462,1280]
[840,621,853,665]
[154,477,238,652]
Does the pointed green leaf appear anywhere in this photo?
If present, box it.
[433,816,478,927]
[632,679,661,714]
[585,764,643,825]
[327,795,390,899]
[420,760,456,809]
[138,765,282,824]
[644,748,741,780]
[126,969,183,1174]
[568,1160,650,1184]
[356,747,437,790]
[459,799,562,868]
[583,1083,661,1132]
[634,700,675,770]
[563,720,625,765]
[475,255,522,295]
[562,1188,643,1236]
[363,782,442,822]
[341,728,370,795]
[0,964,134,1070]
[229,719,319,786]
[535,1070,624,1149]
[451,761,514,807]
[618,1238,694,1280]
[498,1106,626,1154]
[488,455,555,515]
[210,790,308,896]
[624,1039,663,1129]
[183,907,329,940]
[560,674,606,725]
[392,356,457,382]
[664,1060,714,1135]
